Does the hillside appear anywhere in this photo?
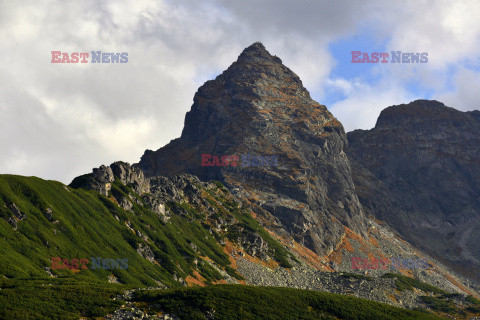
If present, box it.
[0,171,285,286]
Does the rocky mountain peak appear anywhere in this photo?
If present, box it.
[138,43,367,256]
[347,99,480,282]
[236,42,280,63]
[170,42,334,151]
[374,99,471,129]
[224,41,286,78]
[191,42,311,114]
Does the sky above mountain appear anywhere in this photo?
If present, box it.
[1,0,479,183]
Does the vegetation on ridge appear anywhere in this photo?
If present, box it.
[0,173,294,286]
[133,284,444,320]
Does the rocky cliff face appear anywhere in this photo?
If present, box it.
[137,42,367,256]
[347,100,480,281]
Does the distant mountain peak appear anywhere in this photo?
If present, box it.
[348,99,480,282]
[375,99,467,128]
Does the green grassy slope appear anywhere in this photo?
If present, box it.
[133,284,445,320]
[0,280,459,319]
[0,278,125,320]
[1,174,476,319]
[0,174,244,286]
[0,174,172,285]
[0,173,294,287]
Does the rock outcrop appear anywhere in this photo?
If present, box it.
[71,161,149,197]
[69,161,286,265]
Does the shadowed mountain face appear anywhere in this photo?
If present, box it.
[137,42,367,255]
[347,100,480,281]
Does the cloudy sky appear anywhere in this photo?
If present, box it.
[1,0,479,183]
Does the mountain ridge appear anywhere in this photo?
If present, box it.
[347,99,480,283]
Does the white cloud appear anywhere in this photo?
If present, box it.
[380,0,480,88]
[1,0,480,183]
[324,0,480,131]
[436,68,480,111]
[0,0,241,182]
[325,78,368,97]
[329,81,413,131]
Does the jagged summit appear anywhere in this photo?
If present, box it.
[174,42,327,150]
[196,41,309,108]
[137,43,367,255]
[234,42,284,66]
[242,42,267,53]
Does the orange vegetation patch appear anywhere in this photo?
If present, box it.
[109,196,119,205]
[387,294,398,303]
[199,256,214,264]
[369,236,379,247]
[394,236,409,245]
[329,229,359,264]
[258,109,272,114]
[212,279,228,285]
[243,251,280,270]
[344,227,363,242]
[329,251,343,266]
[344,227,387,259]
[374,253,388,261]
[288,240,332,271]
[223,240,239,270]
[402,269,414,278]
[224,237,279,270]
[443,273,480,299]
[327,227,391,270]
[366,252,377,261]
[262,228,332,271]
[185,271,206,287]
[343,238,354,253]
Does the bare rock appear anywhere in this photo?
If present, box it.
[43,208,53,221]
[137,243,155,262]
[6,203,26,220]
[120,198,133,212]
[7,217,17,229]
